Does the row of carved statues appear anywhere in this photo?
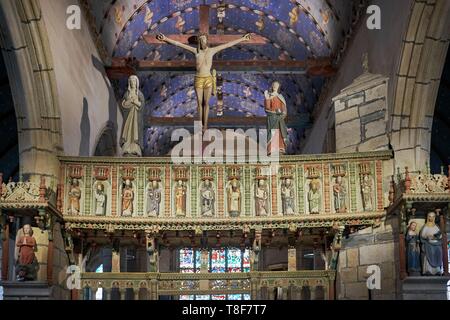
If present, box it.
[66,173,375,217]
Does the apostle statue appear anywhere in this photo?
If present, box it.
[405,221,421,276]
[174,180,187,217]
[147,180,162,217]
[361,174,373,211]
[255,179,269,216]
[15,224,38,281]
[121,75,144,157]
[94,182,107,216]
[227,179,241,217]
[157,32,251,131]
[121,179,134,216]
[420,212,443,275]
[264,81,289,155]
[333,176,347,213]
[281,178,295,215]
[200,179,215,217]
[68,178,81,215]
[308,180,321,214]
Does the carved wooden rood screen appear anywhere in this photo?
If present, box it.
[0,151,392,300]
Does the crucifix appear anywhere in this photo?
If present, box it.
[147,5,267,131]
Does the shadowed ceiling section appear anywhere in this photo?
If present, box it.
[84,0,357,156]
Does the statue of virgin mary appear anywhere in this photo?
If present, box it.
[120,75,145,156]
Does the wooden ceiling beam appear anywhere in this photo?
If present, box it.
[105,57,336,78]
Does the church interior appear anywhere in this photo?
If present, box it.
[0,0,449,301]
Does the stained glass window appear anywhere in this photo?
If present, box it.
[211,249,226,273]
[243,250,251,272]
[178,247,252,300]
[227,249,242,273]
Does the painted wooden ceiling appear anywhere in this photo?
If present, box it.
[84,0,358,155]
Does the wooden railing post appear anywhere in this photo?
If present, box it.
[439,211,449,275]
[1,217,10,281]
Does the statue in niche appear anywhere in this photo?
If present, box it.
[255,179,269,216]
[157,32,251,131]
[15,224,38,281]
[200,179,215,217]
[227,179,241,217]
[121,179,134,216]
[360,174,373,211]
[147,180,162,217]
[68,178,81,215]
[308,179,321,214]
[405,221,421,276]
[94,182,107,216]
[281,178,295,215]
[264,81,288,155]
[174,180,187,217]
[420,212,443,275]
[333,176,347,213]
[120,75,144,157]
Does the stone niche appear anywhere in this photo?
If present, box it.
[333,68,389,153]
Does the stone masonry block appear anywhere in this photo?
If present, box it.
[336,107,359,124]
[359,242,394,265]
[347,248,359,267]
[359,99,386,117]
[347,95,364,107]
[364,119,387,139]
[336,119,361,150]
[365,83,387,102]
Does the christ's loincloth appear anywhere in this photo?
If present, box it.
[194,72,217,96]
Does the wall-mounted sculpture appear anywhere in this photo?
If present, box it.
[420,212,443,275]
[331,165,347,214]
[308,179,321,214]
[254,168,270,216]
[174,167,188,217]
[15,224,38,281]
[120,75,144,157]
[147,180,162,217]
[121,179,134,216]
[281,178,295,215]
[200,168,215,217]
[264,81,288,155]
[68,178,81,215]
[94,182,107,216]
[405,221,420,276]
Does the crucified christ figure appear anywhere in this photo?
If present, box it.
[157,32,252,131]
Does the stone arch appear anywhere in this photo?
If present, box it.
[0,0,62,185]
[390,0,450,171]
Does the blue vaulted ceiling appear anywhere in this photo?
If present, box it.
[84,0,357,156]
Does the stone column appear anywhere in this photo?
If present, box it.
[332,61,389,153]
[288,246,296,271]
[111,240,120,273]
[146,235,159,272]
[1,215,9,281]
[251,229,262,271]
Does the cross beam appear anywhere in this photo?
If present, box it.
[106,57,336,78]
[147,115,311,129]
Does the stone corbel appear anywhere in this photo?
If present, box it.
[145,229,159,272]
[35,208,54,241]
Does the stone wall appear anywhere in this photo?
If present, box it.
[51,222,70,299]
[336,216,400,300]
[39,0,122,157]
[302,0,413,154]
[333,71,389,153]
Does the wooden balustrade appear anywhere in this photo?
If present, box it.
[79,270,336,300]
[59,151,392,232]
